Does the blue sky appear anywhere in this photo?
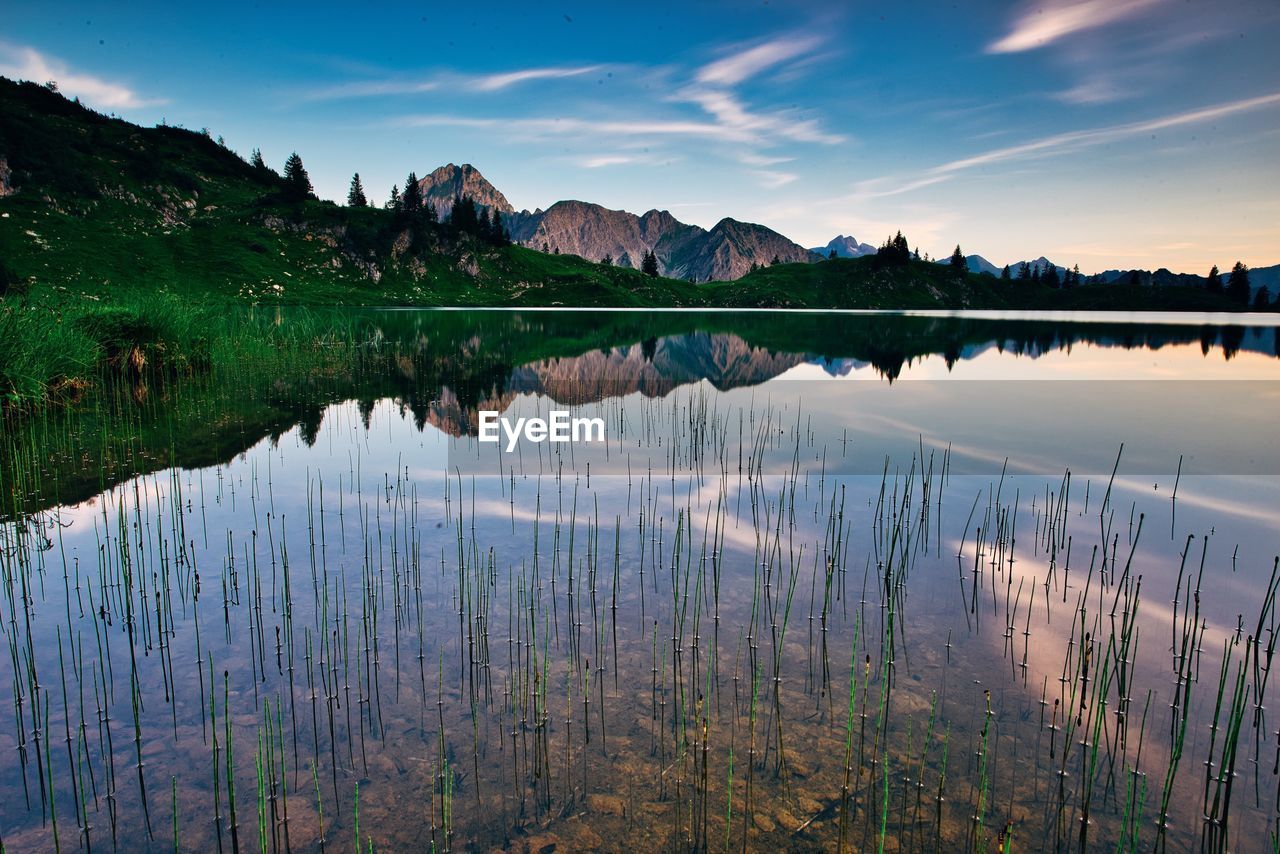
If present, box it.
[2,0,1278,273]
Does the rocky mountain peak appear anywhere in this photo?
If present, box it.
[811,234,876,258]
[417,163,515,218]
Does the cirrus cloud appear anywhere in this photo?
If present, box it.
[987,0,1163,54]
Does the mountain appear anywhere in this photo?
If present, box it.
[928,253,1001,277]
[1093,263,1280,302]
[1007,256,1067,277]
[417,163,514,219]
[812,235,876,258]
[962,254,1001,276]
[505,196,817,281]
[676,218,820,281]
[1250,264,1280,294]
[506,201,699,269]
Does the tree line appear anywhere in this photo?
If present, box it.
[864,229,1271,306]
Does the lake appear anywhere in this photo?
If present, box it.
[2,309,1278,852]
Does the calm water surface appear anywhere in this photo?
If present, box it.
[1,309,1278,852]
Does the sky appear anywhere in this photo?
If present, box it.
[1,0,1278,273]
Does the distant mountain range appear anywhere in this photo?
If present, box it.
[945,255,1065,278]
[414,164,1275,291]
[810,235,877,258]
[416,164,816,282]
[1092,264,1280,299]
[938,254,1279,299]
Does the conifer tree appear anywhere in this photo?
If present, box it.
[347,173,367,207]
[1001,264,1011,280]
[641,250,660,277]
[282,152,313,202]
[1206,264,1222,293]
[949,245,967,274]
[1042,263,1060,288]
[401,172,423,212]
[1227,261,1251,304]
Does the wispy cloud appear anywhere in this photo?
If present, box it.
[1055,77,1130,105]
[836,92,1280,203]
[307,64,602,100]
[736,152,794,167]
[751,170,798,189]
[0,42,163,109]
[384,33,840,188]
[577,152,675,169]
[696,35,821,86]
[931,91,1280,174]
[988,0,1162,54]
[580,155,638,168]
[471,65,602,92]
[849,175,955,200]
[676,87,843,145]
[399,114,741,141]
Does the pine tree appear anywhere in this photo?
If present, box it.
[641,250,660,277]
[1227,261,1251,304]
[770,254,782,266]
[1042,263,1060,289]
[828,249,838,260]
[1128,270,1142,286]
[1253,286,1271,310]
[893,231,908,257]
[347,173,367,207]
[601,254,613,266]
[876,231,911,266]
[282,152,313,202]
[1068,264,1081,288]
[448,196,480,234]
[387,184,400,210]
[1017,262,1030,281]
[250,148,270,173]
[1206,265,1222,293]
[1001,264,1011,280]
[949,245,967,274]
[401,172,423,213]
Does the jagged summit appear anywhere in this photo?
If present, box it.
[417,163,514,218]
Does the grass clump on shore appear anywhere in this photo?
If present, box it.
[0,290,337,412]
